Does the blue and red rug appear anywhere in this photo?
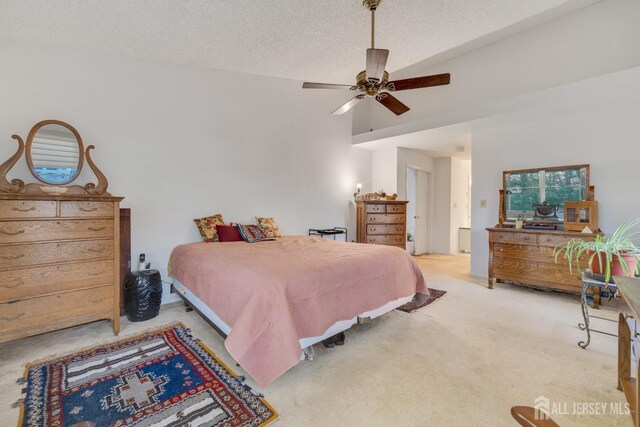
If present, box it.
[17,323,278,426]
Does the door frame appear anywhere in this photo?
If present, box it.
[406,166,432,255]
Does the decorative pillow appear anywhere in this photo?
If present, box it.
[237,224,275,243]
[256,217,282,238]
[193,214,225,242]
[216,224,243,242]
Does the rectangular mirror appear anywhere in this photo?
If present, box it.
[503,164,589,222]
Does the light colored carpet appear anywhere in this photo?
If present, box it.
[0,254,628,426]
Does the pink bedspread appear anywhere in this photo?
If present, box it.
[169,236,427,387]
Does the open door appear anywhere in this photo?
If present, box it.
[407,167,430,255]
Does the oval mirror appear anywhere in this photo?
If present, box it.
[26,120,84,185]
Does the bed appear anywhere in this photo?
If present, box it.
[169,235,428,387]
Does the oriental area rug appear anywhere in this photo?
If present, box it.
[17,323,278,427]
[396,288,447,313]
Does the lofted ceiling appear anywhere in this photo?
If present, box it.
[0,0,598,84]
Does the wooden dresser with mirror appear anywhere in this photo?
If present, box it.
[487,164,600,294]
[0,120,122,343]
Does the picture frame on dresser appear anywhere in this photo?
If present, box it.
[0,120,123,343]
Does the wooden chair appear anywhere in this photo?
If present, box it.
[511,406,560,427]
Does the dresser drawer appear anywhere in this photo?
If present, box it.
[490,231,537,245]
[386,204,405,214]
[367,224,405,235]
[366,214,404,224]
[60,201,114,217]
[493,243,551,262]
[0,200,57,219]
[538,233,596,248]
[0,240,114,269]
[492,258,581,289]
[365,204,386,214]
[0,286,114,340]
[366,235,405,245]
[0,219,113,244]
[0,259,114,303]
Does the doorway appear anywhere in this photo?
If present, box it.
[406,167,430,255]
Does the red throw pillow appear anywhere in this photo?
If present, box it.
[216,225,243,242]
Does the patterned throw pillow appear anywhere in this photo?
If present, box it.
[193,214,225,242]
[237,224,274,243]
[255,217,282,238]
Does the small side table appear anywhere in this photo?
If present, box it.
[578,272,617,349]
[309,227,347,241]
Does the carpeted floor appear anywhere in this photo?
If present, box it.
[0,254,627,426]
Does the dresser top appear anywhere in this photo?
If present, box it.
[616,277,640,318]
[486,226,601,236]
[356,200,408,204]
[0,193,123,202]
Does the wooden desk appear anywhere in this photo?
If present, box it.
[615,276,640,427]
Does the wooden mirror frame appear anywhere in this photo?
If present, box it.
[25,120,85,185]
[500,164,592,224]
[0,120,110,196]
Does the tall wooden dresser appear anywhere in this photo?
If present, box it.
[0,119,123,343]
[356,200,408,249]
[0,195,122,343]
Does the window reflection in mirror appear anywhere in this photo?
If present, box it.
[31,124,80,183]
[504,166,588,221]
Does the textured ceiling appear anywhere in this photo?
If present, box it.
[0,0,597,83]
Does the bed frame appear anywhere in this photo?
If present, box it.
[170,279,413,360]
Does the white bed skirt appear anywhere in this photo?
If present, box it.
[172,279,413,359]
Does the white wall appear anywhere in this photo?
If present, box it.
[450,158,471,252]
[371,146,397,194]
[432,158,453,254]
[470,67,640,278]
[0,45,373,303]
[354,0,640,141]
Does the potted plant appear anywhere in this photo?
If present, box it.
[554,219,640,283]
[406,233,415,255]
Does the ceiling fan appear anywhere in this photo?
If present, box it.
[302,0,450,116]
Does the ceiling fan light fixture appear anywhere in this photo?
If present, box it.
[301,0,450,117]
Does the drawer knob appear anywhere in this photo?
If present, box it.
[523,237,530,241]
[88,270,106,277]
[89,226,106,232]
[499,248,504,252]
[0,313,25,322]
[0,229,25,236]
[371,228,376,231]
[88,247,106,253]
[90,297,105,304]
[11,207,35,212]
[80,207,98,212]
[498,264,503,268]
[1,254,24,260]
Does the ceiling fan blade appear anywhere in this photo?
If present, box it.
[366,48,389,82]
[331,95,366,115]
[375,92,410,116]
[302,82,356,90]
[386,73,451,91]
